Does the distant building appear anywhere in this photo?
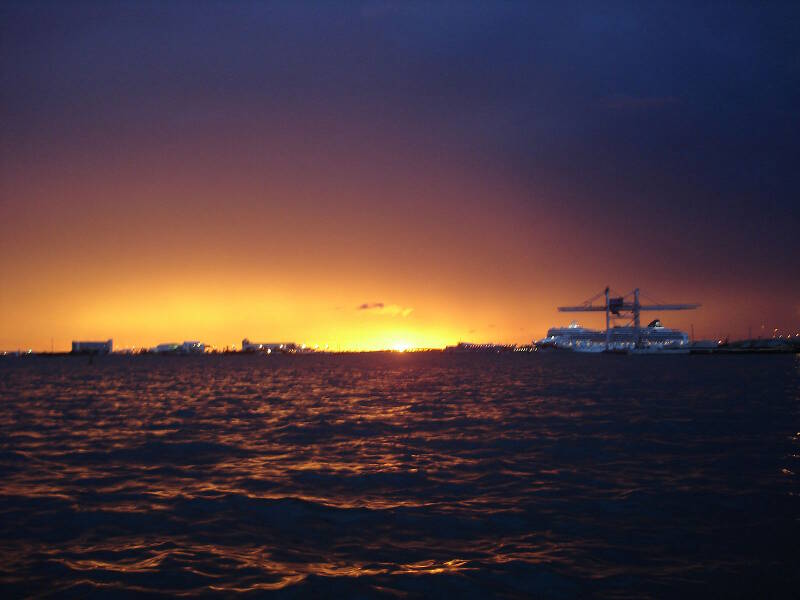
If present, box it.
[241,339,297,353]
[154,343,181,354]
[153,341,205,354]
[182,341,205,353]
[72,340,113,354]
[444,342,516,353]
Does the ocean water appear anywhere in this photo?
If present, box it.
[1,353,798,598]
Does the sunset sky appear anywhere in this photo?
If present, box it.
[1,1,799,351]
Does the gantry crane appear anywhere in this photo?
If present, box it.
[558,287,700,349]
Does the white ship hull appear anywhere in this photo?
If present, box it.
[537,323,691,354]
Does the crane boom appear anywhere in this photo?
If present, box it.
[559,303,699,312]
[638,304,700,311]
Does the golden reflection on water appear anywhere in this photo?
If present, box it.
[396,558,471,575]
[53,540,476,591]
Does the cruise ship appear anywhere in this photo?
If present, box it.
[537,287,699,354]
[539,319,690,353]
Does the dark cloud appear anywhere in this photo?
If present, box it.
[357,303,413,317]
[358,303,385,310]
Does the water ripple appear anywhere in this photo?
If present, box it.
[1,353,798,597]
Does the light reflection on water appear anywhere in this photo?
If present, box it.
[1,353,798,597]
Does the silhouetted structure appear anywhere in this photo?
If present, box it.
[71,340,112,354]
[153,341,206,354]
[444,342,516,353]
[242,339,297,353]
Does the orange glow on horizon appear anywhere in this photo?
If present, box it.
[1,112,796,350]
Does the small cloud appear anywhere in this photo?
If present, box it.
[603,95,679,110]
[358,302,384,310]
[388,305,413,317]
[357,302,412,317]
